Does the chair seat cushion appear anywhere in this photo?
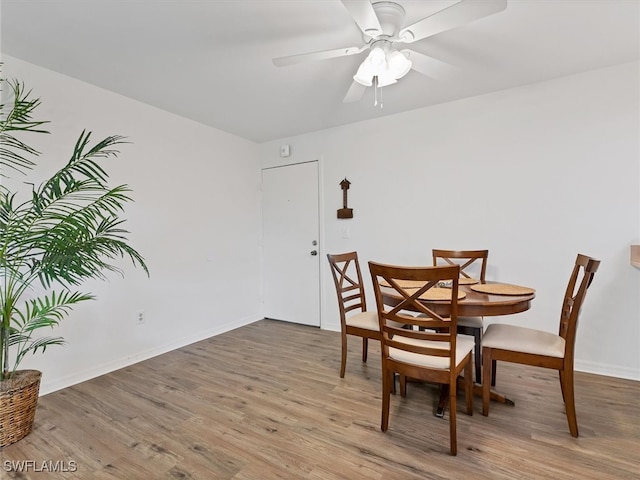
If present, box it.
[389,334,475,369]
[346,311,406,331]
[345,311,380,330]
[482,323,565,358]
[457,316,484,328]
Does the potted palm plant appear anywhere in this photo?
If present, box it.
[0,76,148,447]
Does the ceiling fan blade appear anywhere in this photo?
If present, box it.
[340,0,382,37]
[402,49,459,80]
[343,80,367,103]
[398,0,507,44]
[273,45,366,67]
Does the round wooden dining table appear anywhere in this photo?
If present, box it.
[381,281,536,416]
[381,282,535,318]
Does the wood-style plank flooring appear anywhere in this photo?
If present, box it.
[1,319,639,479]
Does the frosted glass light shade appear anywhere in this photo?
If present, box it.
[387,50,412,79]
[369,47,386,67]
[376,71,397,87]
[353,62,374,86]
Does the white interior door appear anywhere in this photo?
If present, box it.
[262,161,320,326]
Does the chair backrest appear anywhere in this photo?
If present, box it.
[327,252,368,327]
[369,262,461,370]
[560,254,600,360]
[432,249,488,283]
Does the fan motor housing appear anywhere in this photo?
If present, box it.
[371,1,406,39]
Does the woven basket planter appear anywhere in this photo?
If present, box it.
[0,370,42,447]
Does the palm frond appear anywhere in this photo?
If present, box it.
[0,79,49,175]
[14,336,66,366]
[14,290,95,330]
[37,131,126,206]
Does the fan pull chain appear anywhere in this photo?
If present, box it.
[373,76,383,109]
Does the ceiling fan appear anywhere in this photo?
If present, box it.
[272,0,507,105]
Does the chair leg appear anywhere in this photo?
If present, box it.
[474,328,482,385]
[560,368,579,437]
[362,337,368,362]
[381,369,392,432]
[340,333,347,378]
[482,347,492,416]
[464,358,473,415]
[559,370,566,403]
[459,325,485,385]
[449,374,458,456]
[399,374,407,397]
[491,359,497,387]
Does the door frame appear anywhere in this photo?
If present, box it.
[260,157,326,329]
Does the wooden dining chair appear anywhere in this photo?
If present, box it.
[369,261,474,455]
[481,253,600,437]
[327,252,381,378]
[432,249,490,385]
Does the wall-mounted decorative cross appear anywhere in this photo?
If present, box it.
[337,178,353,219]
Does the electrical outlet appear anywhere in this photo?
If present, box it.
[136,310,145,325]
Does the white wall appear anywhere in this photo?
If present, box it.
[2,55,264,395]
[260,62,640,381]
[3,55,637,391]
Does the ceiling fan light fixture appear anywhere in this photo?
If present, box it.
[376,71,397,88]
[387,50,412,79]
[354,46,410,87]
[353,62,374,86]
[367,47,387,71]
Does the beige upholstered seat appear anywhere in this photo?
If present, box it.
[390,335,476,369]
[344,310,379,330]
[481,254,600,437]
[369,261,473,456]
[482,324,565,358]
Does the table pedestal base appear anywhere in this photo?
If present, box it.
[434,382,514,418]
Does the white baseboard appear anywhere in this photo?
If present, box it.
[39,315,263,396]
[575,359,640,382]
[321,322,340,333]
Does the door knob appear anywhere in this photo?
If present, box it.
[310,250,318,256]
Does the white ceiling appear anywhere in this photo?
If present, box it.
[1,0,638,143]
